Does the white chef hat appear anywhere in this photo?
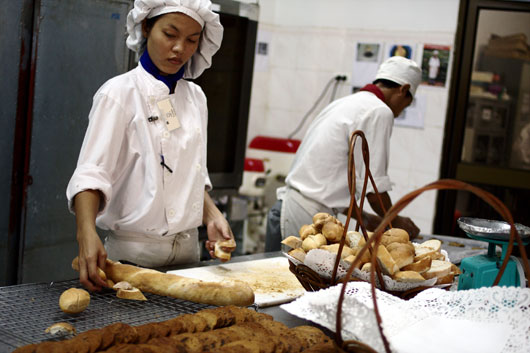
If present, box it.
[126,0,223,79]
[375,56,422,97]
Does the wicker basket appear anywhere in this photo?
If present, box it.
[286,130,530,353]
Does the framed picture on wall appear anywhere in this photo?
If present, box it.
[421,44,451,87]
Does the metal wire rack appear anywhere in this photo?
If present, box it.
[0,279,214,351]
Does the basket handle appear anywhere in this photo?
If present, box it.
[334,179,530,352]
[331,130,390,288]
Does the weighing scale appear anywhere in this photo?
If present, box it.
[457,217,530,290]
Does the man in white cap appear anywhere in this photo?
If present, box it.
[67,0,233,291]
[428,50,440,85]
[266,56,421,250]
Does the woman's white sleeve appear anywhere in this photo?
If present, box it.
[66,94,129,214]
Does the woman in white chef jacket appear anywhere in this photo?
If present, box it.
[66,0,232,291]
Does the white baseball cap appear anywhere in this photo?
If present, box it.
[375,56,422,97]
[126,0,224,79]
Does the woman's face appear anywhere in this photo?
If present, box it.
[143,12,202,75]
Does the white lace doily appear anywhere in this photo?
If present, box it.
[283,247,447,291]
[281,282,530,353]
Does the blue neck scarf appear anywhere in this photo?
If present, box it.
[140,50,185,94]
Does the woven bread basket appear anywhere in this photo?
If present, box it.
[287,130,530,353]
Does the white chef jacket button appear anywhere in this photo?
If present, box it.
[196,163,201,171]
[192,202,201,212]
[196,127,201,133]
[163,131,170,138]
[168,209,175,217]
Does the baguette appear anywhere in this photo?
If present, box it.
[72,257,254,307]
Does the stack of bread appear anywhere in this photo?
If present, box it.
[283,212,460,286]
[14,306,334,353]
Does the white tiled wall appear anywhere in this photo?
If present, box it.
[244,0,460,235]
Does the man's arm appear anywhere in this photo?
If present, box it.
[365,191,420,239]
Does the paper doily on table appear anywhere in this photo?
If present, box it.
[281,282,530,353]
[283,246,449,292]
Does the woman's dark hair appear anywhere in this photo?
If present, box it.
[144,15,163,34]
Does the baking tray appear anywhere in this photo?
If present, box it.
[0,279,215,352]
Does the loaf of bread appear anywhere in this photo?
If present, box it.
[72,257,254,307]
[14,306,331,353]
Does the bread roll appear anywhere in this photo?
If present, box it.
[59,288,90,314]
[381,228,410,246]
[281,235,303,249]
[413,245,438,262]
[423,260,452,280]
[385,243,414,269]
[436,272,455,285]
[72,257,254,307]
[319,244,354,259]
[321,222,344,243]
[401,257,432,274]
[214,238,236,261]
[420,239,442,252]
[302,233,327,252]
[376,246,399,276]
[299,224,317,240]
[343,255,362,269]
[360,262,372,272]
[45,322,76,336]
[345,231,366,248]
[117,287,147,301]
[312,213,332,231]
[392,271,426,283]
[288,248,306,263]
[361,262,372,272]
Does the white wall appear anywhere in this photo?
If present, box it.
[245,0,460,234]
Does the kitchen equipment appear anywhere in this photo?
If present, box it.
[0,279,213,352]
[457,217,530,289]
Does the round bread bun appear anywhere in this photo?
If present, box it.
[59,288,90,314]
[299,224,317,240]
[322,222,344,243]
[381,228,410,245]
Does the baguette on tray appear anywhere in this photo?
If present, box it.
[72,257,254,307]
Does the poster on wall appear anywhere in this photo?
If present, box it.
[394,92,427,129]
[254,30,271,72]
[384,43,416,62]
[421,44,451,87]
[352,42,383,87]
